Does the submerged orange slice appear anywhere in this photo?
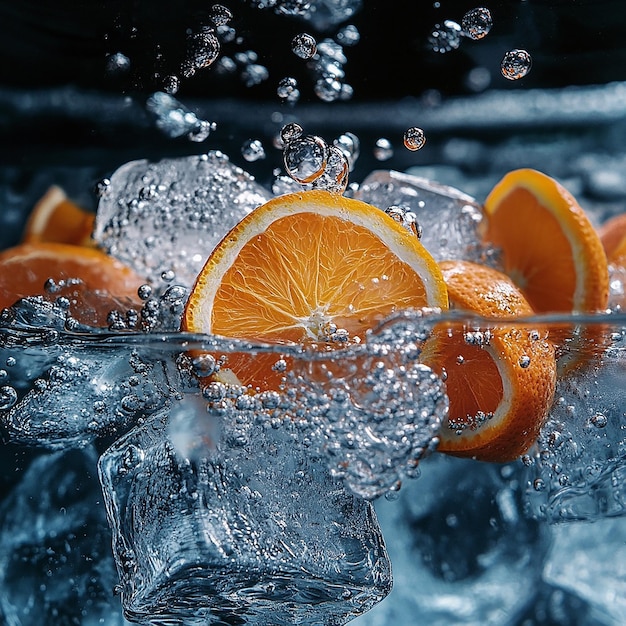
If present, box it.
[182,189,449,390]
[429,260,557,462]
[22,186,95,247]
[0,242,144,326]
[483,169,609,315]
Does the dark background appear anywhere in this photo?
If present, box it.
[1,0,626,98]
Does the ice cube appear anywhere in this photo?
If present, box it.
[98,392,391,625]
[354,170,489,263]
[352,454,549,625]
[0,447,129,625]
[93,152,272,288]
[525,331,626,522]
[544,516,626,624]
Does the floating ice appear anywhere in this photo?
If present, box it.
[99,394,391,624]
[93,152,272,288]
[354,169,489,263]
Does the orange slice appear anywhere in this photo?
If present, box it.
[483,169,609,315]
[22,186,95,246]
[0,242,144,326]
[598,212,626,261]
[428,260,557,462]
[182,189,449,391]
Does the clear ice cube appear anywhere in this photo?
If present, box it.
[98,393,392,625]
[354,170,489,263]
[0,447,129,625]
[93,152,272,289]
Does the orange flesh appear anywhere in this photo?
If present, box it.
[435,340,502,428]
[486,187,577,313]
[211,212,430,343]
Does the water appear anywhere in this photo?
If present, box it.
[0,447,129,625]
[93,152,271,288]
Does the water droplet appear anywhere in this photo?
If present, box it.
[105,52,131,76]
[373,138,393,161]
[310,144,349,194]
[518,355,531,368]
[161,74,180,94]
[336,24,360,46]
[184,30,221,76]
[385,206,421,238]
[533,478,545,491]
[210,4,233,26]
[137,284,152,301]
[5,357,16,368]
[280,122,304,144]
[333,132,360,171]
[241,138,266,162]
[501,49,532,80]
[0,385,17,410]
[403,127,426,151]
[461,7,493,40]
[161,269,176,283]
[428,20,462,53]
[277,76,299,101]
[283,135,329,184]
[591,413,608,428]
[292,33,317,59]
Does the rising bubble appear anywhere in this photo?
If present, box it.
[374,138,393,161]
[461,7,493,40]
[280,122,304,144]
[241,139,266,162]
[403,127,426,151]
[501,49,532,80]
[292,33,317,59]
[283,135,329,184]
[277,77,300,102]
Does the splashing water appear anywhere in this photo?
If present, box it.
[501,49,532,80]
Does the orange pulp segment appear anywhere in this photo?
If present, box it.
[483,168,609,315]
[22,186,95,247]
[429,260,557,462]
[0,242,144,326]
[182,189,449,390]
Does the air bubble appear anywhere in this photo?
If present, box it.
[403,127,426,151]
[138,285,152,301]
[280,122,304,144]
[333,132,360,171]
[184,30,221,76]
[277,77,299,102]
[210,4,233,26]
[461,7,493,40]
[501,49,532,80]
[591,413,608,428]
[105,52,131,76]
[241,139,266,162]
[292,33,317,59]
[385,206,421,238]
[0,385,17,410]
[336,25,360,46]
[428,20,462,53]
[518,355,531,368]
[374,138,393,161]
[283,135,329,184]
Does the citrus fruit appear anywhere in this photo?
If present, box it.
[429,260,557,462]
[182,189,449,390]
[0,242,144,326]
[483,168,609,315]
[22,186,95,247]
[598,212,626,261]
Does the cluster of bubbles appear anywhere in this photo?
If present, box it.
[146,92,216,142]
[279,123,353,193]
[427,7,531,83]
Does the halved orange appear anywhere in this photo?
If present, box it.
[428,260,557,462]
[0,242,144,326]
[22,186,95,246]
[483,169,609,315]
[182,189,449,391]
